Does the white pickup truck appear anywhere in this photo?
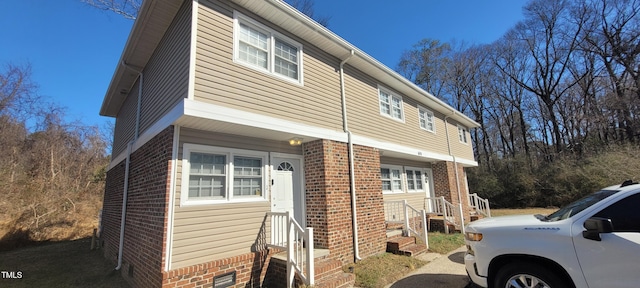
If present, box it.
[464,181,640,288]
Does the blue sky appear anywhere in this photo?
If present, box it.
[0,0,526,129]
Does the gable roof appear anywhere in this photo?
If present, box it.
[100,0,480,129]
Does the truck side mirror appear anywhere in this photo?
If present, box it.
[582,217,613,241]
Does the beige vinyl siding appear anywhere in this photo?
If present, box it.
[138,0,191,135]
[342,65,455,157]
[383,192,427,212]
[193,0,343,132]
[112,79,139,157]
[444,120,475,160]
[171,127,300,269]
[380,157,431,169]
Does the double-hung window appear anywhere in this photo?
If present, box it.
[182,144,268,205]
[458,125,468,144]
[234,12,303,83]
[381,165,403,193]
[418,106,435,132]
[379,87,404,121]
[405,168,425,193]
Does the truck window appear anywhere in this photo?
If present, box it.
[593,193,640,232]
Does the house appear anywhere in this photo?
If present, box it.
[98,0,481,287]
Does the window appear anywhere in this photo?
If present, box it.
[594,193,640,232]
[458,125,468,144]
[405,168,424,192]
[234,12,303,83]
[418,107,435,132]
[379,87,404,121]
[381,165,403,193]
[182,144,268,205]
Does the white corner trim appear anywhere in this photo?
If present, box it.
[164,125,180,272]
[187,0,199,100]
[183,98,347,142]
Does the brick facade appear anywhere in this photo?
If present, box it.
[101,126,174,288]
[432,161,471,222]
[303,139,387,264]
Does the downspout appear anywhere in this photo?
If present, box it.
[115,62,143,270]
[116,141,133,270]
[444,113,465,234]
[340,50,361,261]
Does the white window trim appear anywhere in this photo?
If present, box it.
[180,143,269,206]
[418,106,436,133]
[458,125,469,144]
[233,11,304,85]
[378,86,405,122]
[381,164,404,194]
[405,166,426,193]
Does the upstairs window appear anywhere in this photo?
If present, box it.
[234,12,303,83]
[418,106,435,132]
[379,87,404,121]
[458,125,468,144]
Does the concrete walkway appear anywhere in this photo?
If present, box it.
[385,246,473,288]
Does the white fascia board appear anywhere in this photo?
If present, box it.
[107,101,184,170]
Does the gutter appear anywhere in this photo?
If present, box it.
[444,112,465,234]
[340,50,361,262]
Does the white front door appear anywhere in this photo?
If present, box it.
[271,156,304,226]
[424,168,435,212]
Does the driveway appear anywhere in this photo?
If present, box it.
[385,246,475,288]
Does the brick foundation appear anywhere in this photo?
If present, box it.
[162,251,275,288]
[303,139,387,264]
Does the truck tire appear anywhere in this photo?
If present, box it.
[494,262,566,288]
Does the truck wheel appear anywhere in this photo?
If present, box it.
[494,262,566,288]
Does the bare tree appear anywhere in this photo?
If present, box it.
[81,0,330,26]
[81,0,141,20]
[397,38,451,98]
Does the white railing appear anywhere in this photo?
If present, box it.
[469,193,491,217]
[425,196,461,234]
[383,200,429,250]
[266,212,314,288]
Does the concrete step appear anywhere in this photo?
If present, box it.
[386,228,403,238]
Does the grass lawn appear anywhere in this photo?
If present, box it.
[0,238,130,288]
[0,208,557,288]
